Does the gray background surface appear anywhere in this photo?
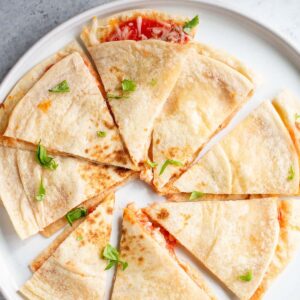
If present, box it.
[0,0,299,299]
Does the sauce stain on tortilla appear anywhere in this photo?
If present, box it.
[37,99,52,113]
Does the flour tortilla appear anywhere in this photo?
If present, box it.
[173,101,299,195]
[20,194,114,300]
[111,205,216,300]
[0,138,134,239]
[151,43,254,190]
[85,40,189,166]
[4,52,134,169]
[145,198,280,300]
[81,9,195,47]
[251,198,300,299]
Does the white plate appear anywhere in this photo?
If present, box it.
[1,1,300,299]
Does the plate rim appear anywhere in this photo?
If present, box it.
[0,0,300,299]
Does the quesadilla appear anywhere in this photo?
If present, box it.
[81,10,198,46]
[151,42,254,190]
[82,39,189,166]
[172,101,299,195]
[251,198,300,299]
[111,204,216,300]
[145,198,280,299]
[0,137,134,239]
[20,193,114,300]
[4,52,134,169]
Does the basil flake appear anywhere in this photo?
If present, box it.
[49,80,70,93]
[159,159,183,175]
[122,79,136,92]
[102,244,128,271]
[239,270,253,282]
[97,131,106,137]
[36,141,58,170]
[189,191,204,201]
[66,207,87,226]
[35,178,46,201]
[183,15,199,34]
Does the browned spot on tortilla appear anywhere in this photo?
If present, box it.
[84,149,89,154]
[156,139,160,145]
[157,208,169,220]
[45,64,54,72]
[37,99,52,113]
[124,245,130,251]
[138,256,144,263]
[139,234,144,239]
[103,120,115,130]
[0,102,5,109]
[106,207,113,215]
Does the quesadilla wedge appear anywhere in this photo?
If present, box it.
[85,40,189,166]
[20,193,114,300]
[172,101,299,195]
[273,90,300,155]
[0,138,134,239]
[81,10,197,46]
[251,198,300,299]
[151,42,254,190]
[4,52,134,169]
[145,198,280,300]
[0,41,89,135]
[111,204,216,300]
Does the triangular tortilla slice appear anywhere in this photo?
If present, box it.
[172,101,299,195]
[85,40,189,166]
[81,9,197,46]
[111,205,216,300]
[251,198,300,299]
[145,198,280,300]
[151,42,254,190]
[0,41,89,135]
[20,193,114,300]
[273,90,300,155]
[0,137,134,239]
[4,52,134,169]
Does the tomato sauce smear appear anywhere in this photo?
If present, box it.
[105,17,190,44]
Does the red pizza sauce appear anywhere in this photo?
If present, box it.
[105,17,190,44]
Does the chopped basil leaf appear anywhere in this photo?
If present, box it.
[183,15,199,34]
[48,80,70,93]
[239,270,253,282]
[76,235,83,241]
[295,113,300,121]
[189,191,204,201]
[66,207,87,226]
[97,131,106,137]
[159,159,183,175]
[150,79,157,86]
[287,165,295,181]
[122,79,136,92]
[36,141,58,170]
[147,159,158,168]
[102,244,128,271]
[35,178,46,201]
[107,93,124,99]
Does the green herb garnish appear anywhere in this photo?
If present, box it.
[102,244,128,271]
[76,235,83,241]
[36,141,58,170]
[35,178,46,201]
[48,80,70,93]
[97,131,106,137]
[66,207,87,226]
[239,270,253,282]
[189,191,204,201]
[287,165,295,181]
[122,79,136,92]
[159,159,183,175]
[183,15,199,34]
[147,159,158,168]
[150,79,157,86]
[107,93,125,99]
